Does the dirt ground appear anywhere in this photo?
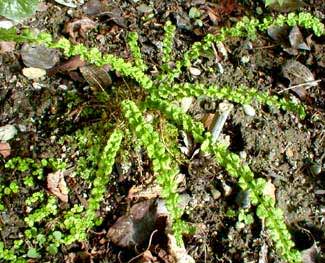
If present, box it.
[0,0,324,262]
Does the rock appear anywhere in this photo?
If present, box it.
[243,104,256,116]
[189,67,201,76]
[0,19,15,29]
[310,163,321,176]
[21,44,60,69]
[211,188,221,200]
[137,4,153,14]
[22,67,46,80]
[236,191,250,209]
[0,124,17,141]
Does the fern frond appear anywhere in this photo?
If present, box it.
[127,32,148,72]
[121,100,187,244]
[157,83,306,118]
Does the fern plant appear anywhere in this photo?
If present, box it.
[1,12,324,262]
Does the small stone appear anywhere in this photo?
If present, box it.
[17,125,27,132]
[0,124,17,141]
[0,20,14,29]
[189,67,201,76]
[236,190,250,209]
[239,151,247,160]
[137,4,153,14]
[243,104,256,116]
[222,182,232,196]
[58,84,68,90]
[310,163,322,176]
[180,97,193,113]
[22,67,46,80]
[211,188,221,200]
[241,55,250,64]
[21,44,60,69]
[263,181,276,201]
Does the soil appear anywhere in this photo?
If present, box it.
[0,0,324,262]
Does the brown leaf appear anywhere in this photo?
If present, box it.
[107,200,156,248]
[65,18,97,42]
[0,142,11,158]
[82,0,105,16]
[282,60,317,87]
[47,171,69,202]
[0,41,16,53]
[79,65,112,91]
[47,56,86,76]
[289,26,310,51]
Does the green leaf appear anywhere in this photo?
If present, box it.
[0,0,40,22]
[47,244,58,255]
[27,248,40,259]
[189,7,201,19]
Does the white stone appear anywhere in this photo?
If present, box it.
[243,104,256,116]
[0,20,14,29]
[189,67,201,76]
[0,124,17,141]
[22,67,46,80]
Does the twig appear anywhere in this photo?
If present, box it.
[125,229,158,263]
[278,79,321,94]
[210,101,233,143]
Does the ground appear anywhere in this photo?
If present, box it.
[0,0,324,262]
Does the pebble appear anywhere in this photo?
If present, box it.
[222,182,232,196]
[189,67,201,76]
[0,20,14,29]
[241,55,250,64]
[180,97,193,113]
[22,67,46,80]
[21,44,60,69]
[236,190,250,209]
[310,163,322,176]
[0,124,17,141]
[211,188,221,200]
[243,104,256,116]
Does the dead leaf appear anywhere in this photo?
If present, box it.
[0,142,11,158]
[0,41,16,53]
[107,200,157,248]
[47,56,86,76]
[301,243,319,263]
[65,18,97,42]
[168,234,195,263]
[282,60,318,91]
[79,65,112,91]
[82,0,103,16]
[47,171,69,202]
[289,26,310,51]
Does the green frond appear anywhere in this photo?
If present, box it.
[145,97,205,143]
[201,137,302,263]
[121,100,186,244]
[162,21,176,66]
[127,32,148,72]
[157,83,306,118]
[64,128,123,244]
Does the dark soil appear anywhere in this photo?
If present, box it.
[0,0,324,262]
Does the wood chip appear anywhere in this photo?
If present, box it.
[47,171,69,202]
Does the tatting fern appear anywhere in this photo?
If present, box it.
[0,11,324,262]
